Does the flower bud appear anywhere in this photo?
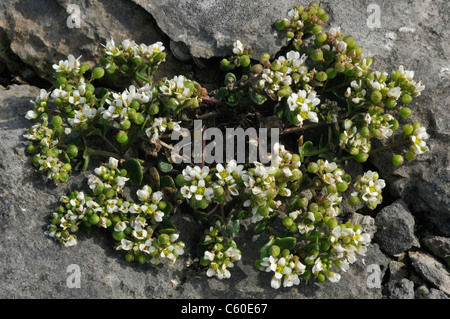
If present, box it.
[370,90,382,104]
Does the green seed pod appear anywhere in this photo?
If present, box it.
[259,52,271,64]
[80,63,90,74]
[307,162,319,173]
[116,130,128,144]
[403,124,414,135]
[158,233,170,245]
[112,231,126,241]
[336,181,348,192]
[88,214,100,225]
[269,245,281,257]
[220,58,230,71]
[316,32,327,43]
[51,115,63,128]
[355,152,369,163]
[370,90,383,104]
[283,217,294,227]
[239,55,251,68]
[405,151,416,161]
[148,103,160,115]
[66,145,78,158]
[312,25,323,35]
[310,49,323,62]
[316,71,328,82]
[286,31,295,39]
[392,154,404,166]
[400,107,411,118]
[92,67,105,79]
[401,94,412,104]
[120,119,131,130]
[125,252,135,262]
[27,144,37,155]
[274,19,290,31]
[134,113,146,125]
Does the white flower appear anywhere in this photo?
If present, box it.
[137,185,151,202]
[328,272,341,283]
[117,239,134,250]
[25,110,38,120]
[232,40,244,55]
[114,221,127,232]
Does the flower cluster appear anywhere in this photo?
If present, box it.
[286,87,320,126]
[352,170,386,210]
[257,50,314,101]
[45,158,185,266]
[200,221,242,279]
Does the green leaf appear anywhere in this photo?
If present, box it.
[160,217,177,232]
[214,87,229,101]
[274,102,285,119]
[158,157,173,173]
[160,175,175,188]
[249,88,267,105]
[161,201,173,215]
[259,236,275,259]
[122,158,143,186]
[273,237,297,251]
[253,219,268,234]
[302,141,316,154]
[224,219,240,238]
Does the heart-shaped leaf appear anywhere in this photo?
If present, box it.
[122,158,143,186]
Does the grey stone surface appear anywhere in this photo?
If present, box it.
[132,0,300,59]
[0,0,165,82]
[388,260,409,282]
[408,251,450,296]
[422,235,450,266]
[385,279,415,299]
[415,285,449,299]
[374,200,419,256]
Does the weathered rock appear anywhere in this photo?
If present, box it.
[422,235,450,267]
[408,251,450,296]
[374,200,419,256]
[0,0,165,82]
[415,286,449,299]
[388,260,409,281]
[385,279,415,299]
[132,0,300,59]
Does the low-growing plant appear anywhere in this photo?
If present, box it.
[24,2,429,289]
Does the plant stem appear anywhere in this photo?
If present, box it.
[281,122,331,135]
[368,138,411,155]
[85,147,120,159]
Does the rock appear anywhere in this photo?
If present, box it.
[132,0,300,59]
[422,235,450,267]
[360,0,450,237]
[0,0,165,82]
[388,260,409,281]
[408,251,450,296]
[374,199,419,256]
[385,279,415,299]
[415,285,449,299]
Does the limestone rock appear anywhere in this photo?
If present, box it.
[374,200,419,256]
[408,251,450,296]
